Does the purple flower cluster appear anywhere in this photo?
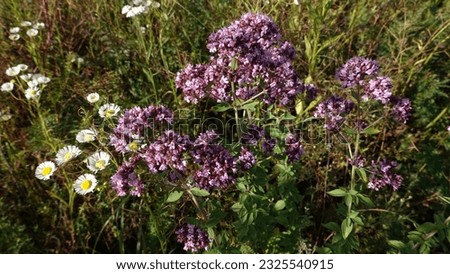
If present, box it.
[368,159,403,191]
[191,131,238,190]
[348,154,366,168]
[284,133,304,162]
[175,224,211,253]
[390,97,412,124]
[141,130,191,174]
[241,125,265,145]
[109,105,174,153]
[238,147,256,171]
[176,13,304,106]
[363,76,393,104]
[262,137,277,155]
[304,83,318,101]
[335,57,412,123]
[241,124,277,155]
[336,57,379,88]
[313,95,355,131]
[110,156,144,197]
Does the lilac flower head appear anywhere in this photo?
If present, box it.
[304,83,318,101]
[241,125,264,145]
[390,97,411,124]
[368,159,403,191]
[262,137,277,155]
[177,13,304,106]
[176,224,211,253]
[363,76,392,104]
[175,64,209,104]
[141,130,192,174]
[285,133,304,162]
[348,154,366,168]
[238,147,256,171]
[192,130,238,190]
[336,57,379,88]
[110,156,144,197]
[110,105,173,153]
[206,13,281,56]
[314,95,355,131]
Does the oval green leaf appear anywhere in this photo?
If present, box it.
[327,188,347,197]
[191,187,210,197]
[166,191,183,203]
[274,200,286,211]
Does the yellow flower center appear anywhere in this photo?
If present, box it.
[80,180,92,191]
[105,109,115,117]
[42,166,52,176]
[128,141,139,151]
[95,160,106,169]
[84,134,94,142]
[63,152,73,161]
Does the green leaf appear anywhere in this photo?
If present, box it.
[236,182,247,192]
[323,222,340,233]
[361,127,381,135]
[282,112,296,120]
[357,194,374,207]
[166,191,183,203]
[304,36,312,60]
[344,194,353,207]
[212,103,231,112]
[207,227,215,239]
[341,218,353,239]
[295,100,303,115]
[352,216,364,226]
[388,240,407,250]
[231,203,242,212]
[417,222,438,233]
[274,200,286,211]
[343,127,357,135]
[327,188,347,197]
[239,101,258,111]
[355,167,368,183]
[190,187,210,197]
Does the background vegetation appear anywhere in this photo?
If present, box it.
[0,0,449,253]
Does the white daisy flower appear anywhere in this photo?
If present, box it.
[75,129,97,143]
[27,79,40,88]
[35,161,56,180]
[55,145,82,166]
[37,76,50,84]
[25,87,41,99]
[20,21,32,27]
[0,110,12,121]
[121,5,132,15]
[20,73,33,81]
[86,151,111,173]
[86,92,100,103]
[10,27,20,33]
[17,64,28,71]
[26,28,39,37]
[99,103,120,118]
[9,34,21,41]
[33,22,45,29]
[6,66,21,77]
[73,173,98,195]
[1,82,14,92]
